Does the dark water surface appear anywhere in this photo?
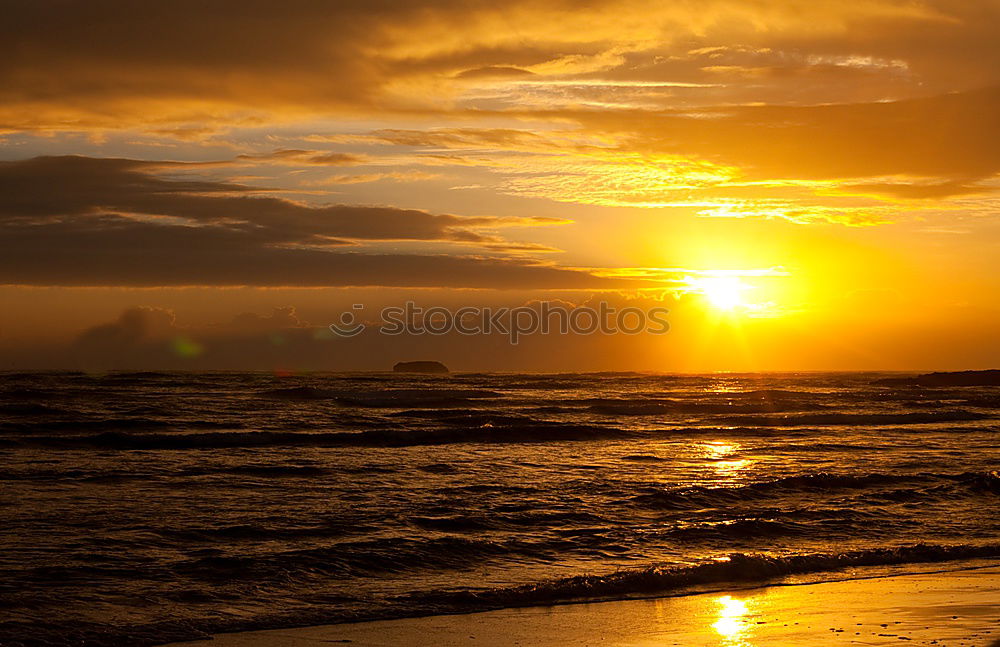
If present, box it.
[1,371,998,645]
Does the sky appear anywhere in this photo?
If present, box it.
[1,0,998,372]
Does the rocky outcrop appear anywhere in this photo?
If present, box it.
[393,361,449,374]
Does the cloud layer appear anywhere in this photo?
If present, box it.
[3,0,999,128]
[0,156,617,288]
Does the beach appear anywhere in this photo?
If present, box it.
[164,564,1000,646]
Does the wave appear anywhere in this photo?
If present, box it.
[12,543,999,647]
[0,387,63,399]
[154,519,375,542]
[651,518,842,542]
[256,386,342,399]
[585,397,827,415]
[416,462,459,474]
[755,441,884,452]
[9,424,644,449]
[16,416,991,449]
[0,403,70,416]
[18,534,556,583]
[631,471,998,510]
[0,463,398,482]
[189,464,333,478]
[405,543,1000,608]
[98,371,177,380]
[964,469,1000,493]
[0,418,242,435]
[257,387,502,408]
[712,410,989,426]
[408,510,610,533]
[388,410,549,432]
[175,535,571,581]
[0,467,155,482]
[739,388,817,399]
[437,483,542,495]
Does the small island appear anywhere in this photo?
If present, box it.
[392,360,449,374]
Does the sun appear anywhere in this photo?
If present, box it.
[692,276,749,311]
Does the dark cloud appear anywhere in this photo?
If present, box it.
[75,307,179,351]
[0,155,628,288]
[74,305,308,354]
[0,233,620,288]
[52,301,678,371]
[0,153,563,240]
[0,1,384,119]
[225,307,306,334]
[6,0,996,128]
[0,0,575,127]
[456,66,536,80]
[0,155,523,243]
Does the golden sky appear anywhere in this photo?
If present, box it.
[1,0,998,370]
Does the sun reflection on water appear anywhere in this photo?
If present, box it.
[704,441,738,459]
[701,441,751,479]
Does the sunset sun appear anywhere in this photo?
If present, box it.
[688,276,752,312]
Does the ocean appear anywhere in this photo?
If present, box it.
[1,371,997,646]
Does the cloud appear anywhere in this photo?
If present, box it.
[0,155,641,288]
[358,88,1000,222]
[455,66,536,80]
[53,296,680,371]
[225,307,307,333]
[236,150,368,166]
[305,170,442,185]
[3,1,998,230]
[835,178,999,200]
[602,86,1000,183]
[3,0,995,129]
[75,305,309,348]
[285,84,997,225]
[361,128,556,150]
[0,234,629,288]
[75,306,179,349]
[0,154,562,244]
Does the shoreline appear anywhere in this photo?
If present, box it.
[162,564,1000,646]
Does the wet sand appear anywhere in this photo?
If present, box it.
[163,565,1000,646]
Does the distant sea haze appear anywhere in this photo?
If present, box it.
[1,371,998,646]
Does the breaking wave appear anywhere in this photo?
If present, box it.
[406,543,1000,608]
[631,471,999,509]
